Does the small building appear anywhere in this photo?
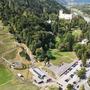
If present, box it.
[81,39,88,45]
[11,62,23,69]
[30,68,46,79]
[46,20,52,24]
[33,68,46,79]
[59,10,73,20]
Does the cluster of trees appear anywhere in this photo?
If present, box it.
[74,43,90,66]
[67,83,85,90]
[66,83,85,90]
[67,84,73,90]
[77,67,86,79]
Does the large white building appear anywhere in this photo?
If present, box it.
[59,10,73,20]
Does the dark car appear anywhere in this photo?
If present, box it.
[65,79,69,82]
[68,68,72,71]
[70,74,74,78]
[77,85,79,88]
[73,81,76,84]
[72,64,76,67]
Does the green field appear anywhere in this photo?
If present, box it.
[48,86,59,90]
[0,22,17,59]
[50,49,77,65]
[0,64,12,85]
[0,81,39,90]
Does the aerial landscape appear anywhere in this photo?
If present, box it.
[0,0,90,90]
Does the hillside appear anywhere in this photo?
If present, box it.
[0,21,17,60]
[0,0,70,54]
[4,0,69,14]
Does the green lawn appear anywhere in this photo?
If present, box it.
[0,64,12,85]
[0,76,39,90]
[48,86,59,90]
[0,82,39,90]
[50,49,77,65]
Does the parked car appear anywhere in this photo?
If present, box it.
[68,67,72,71]
[70,74,74,78]
[77,85,79,88]
[72,64,76,67]
[73,81,76,84]
[65,79,69,82]
[44,77,52,83]
[34,79,43,84]
[33,76,44,84]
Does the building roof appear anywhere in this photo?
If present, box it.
[33,68,45,77]
[12,62,23,68]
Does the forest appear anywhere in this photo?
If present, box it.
[0,0,90,66]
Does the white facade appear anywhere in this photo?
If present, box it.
[47,20,51,24]
[81,39,88,45]
[59,10,73,20]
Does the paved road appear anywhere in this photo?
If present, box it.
[84,81,90,90]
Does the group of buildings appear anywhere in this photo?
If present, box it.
[59,10,73,20]
[29,67,52,84]
[47,9,78,24]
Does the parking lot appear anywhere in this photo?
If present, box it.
[56,59,90,90]
[57,60,82,90]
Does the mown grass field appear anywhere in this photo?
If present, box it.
[0,80,39,90]
[0,64,12,85]
[50,49,78,65]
